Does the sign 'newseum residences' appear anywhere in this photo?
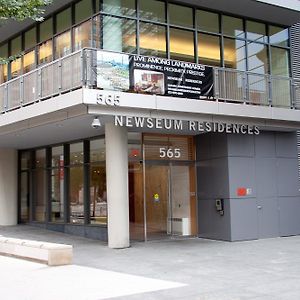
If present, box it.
[96,51,214,99]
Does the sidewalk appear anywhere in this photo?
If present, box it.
[0,225,300,299]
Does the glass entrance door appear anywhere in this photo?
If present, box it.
[145,162,196,240]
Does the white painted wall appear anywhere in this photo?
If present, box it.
[0,149,18,225]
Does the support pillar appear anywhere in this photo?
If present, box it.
[105,123,129,248]
[0,149,18,225]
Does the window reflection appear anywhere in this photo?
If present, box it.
[247,42,269,74]
[224,38,246,70]
[56,8,72,34]
[269,26,289,47]
[23,50,36,73]
[103,16,136,53]
[74,21,92,51]
[170,28,194,62]
[25,28,36,50]
[196,10,219,33]
[38,40,53,65]
[223,16,244,38]
[39,18,53,42]
[70,166,84,224]
[139,22,166,57]
[169,4,193,28]
[140,0,165,22]
[75,0,93,23]
[198,33,220,66]
[271,47,289,77]
[103,0,136,17]
[246,21,267,43]
[54,31,71,59]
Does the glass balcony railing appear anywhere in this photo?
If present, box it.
[0,47,299,114]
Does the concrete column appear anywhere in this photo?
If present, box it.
[0,149,18,225]
[105,123,129,248]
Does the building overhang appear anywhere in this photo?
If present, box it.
[0,0,299,44]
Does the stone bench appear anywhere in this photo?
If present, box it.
[0,236,73,266]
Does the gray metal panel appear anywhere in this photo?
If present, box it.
[228,157,256,198]
[198,198,231,241]
[257,197,280,238]
[278,197,300,236]
[254,132,276,158]
[255,158,277,197]
[230,198,258,241]
[275,132,298,158]
[197,162,214,199]
[196,133,211,161]
[227,134,255,157]
[277,158,300,197]
[211,133,228,158]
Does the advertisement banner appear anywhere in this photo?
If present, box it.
[96,51,214,99]
[130,55,214,99]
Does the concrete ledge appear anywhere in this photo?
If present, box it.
[0,236,73,266]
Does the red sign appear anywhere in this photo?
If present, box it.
[237,188,247,197]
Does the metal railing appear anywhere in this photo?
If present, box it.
[214,68,295,108]
[0,47,299,114]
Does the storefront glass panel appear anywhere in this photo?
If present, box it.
[20,172,29,223]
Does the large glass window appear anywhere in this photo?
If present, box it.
[169,4,193,28]
[11,35,22,56]
[25,28,36,50]
[246,21,267,43]
[39,18,53,42]
[56,7,72,34]
[139,0,165,22]
[34,149,47,222]
[247,42,269,74]
[23,50,36,73]
[223,16,244,38]
[75,0,93,23]
[51,146,64,222]
[38,40,53,65]
[103,0,136,17]
[93,15,101,49]
[69,142,84,224]
[196,10,219,33]
[139,22,166,57]
[54,31,71,58]
[198,33,220,66]
[170,28,194,62]
[103,16,136,53]
[74,21,92,51]
[269,26,289,47]
[224,38,246,71]
[0,43,8,83]
[271,47,290,77]
[11,58,22,78]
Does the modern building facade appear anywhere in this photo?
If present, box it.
[0,0,300,248]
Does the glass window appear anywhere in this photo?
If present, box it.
[75,0,93,23]
[34,149,47,222]
[11,35,22,56]
[70,166,84,224]
[21,151,31,170]
[103,16,136,53]
[196,10,219,33]
[38,40,53,65]
[20,172,29,223]
[90,163,107,225]
[139,0,165,22]
[103,0,136,17]
[39,18,53,42]
[11,58,22,78]
[269,26,289,47]
[224,38,246,70]
[51,146,64,222]
[23,50,36,73]
[271,47,290,77]
[198,33,220,66]
[169,28,194,62]
[169,4,193,28]
[90,139,105,162]
[25,28,36,50]
[52,146,64,167]
[93,15,101,48]
[54,30,71,58]
[223,16,244,38]
[139,22,166,57]
[56,7,72,34]
[246,21,267,43]
[247,42,269,74]
[0,44,8,83]
[74,20,92,51]
[70,142,84,165]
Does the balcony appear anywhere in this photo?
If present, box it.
[0,48,299,115]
